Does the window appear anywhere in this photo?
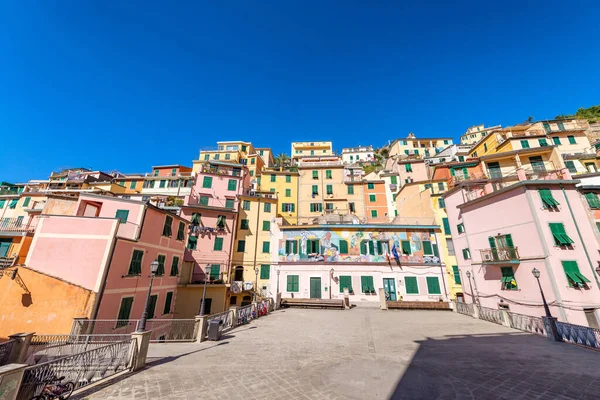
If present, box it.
[326,170,332,179]
[371,210,378,218]
[214,237,224,251]
[338,240,349,254]
[367,183,374,190]
[282,203,295,212]
[163,292,173,315]
[404,150,410,155]
[260,265,270,279]
[538,138,548,147]
[312,185,319,195]
[424,183,432,190]
[264,203,272,213]
[549,223,574,246]
[361,276,375,294]
[484,143,488,152]
[437,182,444,191]
[390,176,398,184]
[312,171,318,179]
[225,153,231,160]
[458,155,465,162]
[156,255,165,276]
[176,222,185,240]
[250,157,255,164]
[585,163,598,173]
[405,164,413,172]
[401,240,411,255]
[325,202,334,210]
[162,216,173,237]
[349,202,356,212]
[422,241,433,255]
[405,277,419,294]
[191,213,201,225]
[262,241,270,253]
[414,149,419,155]
[214,154,220,160]
[438,198,445,208]
[562,261,590,287]
[369,194,376,202]
[115,209,129,223]
[153,170,159,177]
[487,162,502,179]
[270,188,275,193]
[452,266,461,284]
[557,122,565,131]
[199,196,209,206]
[517,139,530,149]
[22,197,31,207]
[565,160,577,173]
[585,193,600,209]
[285,240,298,254]
[237,240,246,252]
[326,185,333,195]
[456,223,464,234]
[501,267,518,290]
[159,180,166,188]
[242,200,251,210]
[307,239,320,253]
[170,256,179,276]
[225,199,234,208]
[287,275,299,292]
[426,277,441,294]
[286,175,291,183]
[128,250,144,275]
[240,219,249,230]
[262,221,270,231]
[202,176,213,188]
[462,248,471,259]
[552,137,561,145]
[227,179,237,191]
[347,185,354,195]
[543,123,551,133]
[568,135,576,144]
[129,181,136,189]
[538,189,560,209]
[310,203,322,212]
[117,297,134,323]
[285,189,291,197]
[187,235,197,250]
[216,215,226,229]
[204,154,210,160]
[270,174,276,182]
[339,276,353,293]
[442,218,450,234]
[8,199,17,209]
[208,264,220,280]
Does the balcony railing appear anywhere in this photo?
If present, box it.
[242,189,277,199]
[199,165,242,177]
[0,218,37,233]
[298,160,343,167]
[480,247,520,263]
[0,189,20,196]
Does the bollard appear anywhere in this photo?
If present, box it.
[230,307,239,328]
[130,331,152,371]
[543,316,562,342]
[500,310,511,328]
[378,288,388,310]
[472,304,480,320]
[7,332,34,364]
[194,315,208,343]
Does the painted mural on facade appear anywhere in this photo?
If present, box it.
[278,229,441,264]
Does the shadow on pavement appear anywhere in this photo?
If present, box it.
[389,332,600,400]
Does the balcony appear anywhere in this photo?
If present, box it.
[199,165,242,177]
[0,189,20,196]
[0,218,37,234]
[480,247,520,263]
[242,189,277,199]
[186,194,237,210]
[298,160,343,167]
[144,172,192,178]
[24,201,46,213]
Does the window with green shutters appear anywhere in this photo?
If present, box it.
[260,265,270,279]
[176,222,185,240]
[520,140,530,149]
[401,240,411,255]
[285,240,298,254]
[339,276,353,293]
[585,193,600,209]
[484,143,488,152]
[204,154,210,160]
[117,297,134,322]
[262,221,270,231]
[312,185,319,195]
[282,203,295,212]
[405,276,419,294]
[390,176,398,184]
[361,276,375,294]
[115,209,129,223]
[367,183,374,190]
[287,275,299,292]
[162,216,173,237]
[347,185,354,195]
[462,248,471,259]
[159,180,166,188]
[250,157,254,164]
[442,218,451,234]
[538,138,548,147]
[285,189,291,197]
[326,185,333,195]
[543,123,551,133]
[501,267,518,290]
[339,240,349,254]
[216,215,226,229]
[23,197,31,207]
[307,239,320,253]
[457,223,465,233]
[310,203,322,212]
[163,292,173,315]
[242,200,251,210]
[202,176,213,188]
[312,170,318,179]
[414,149,419,155]
[128,250,144,275]
[597,222,600,233]
[549,223,574,246]
[369,194,376,202]
[207,264,220,280]
[156,255,165,276]
[557,122,565,131]
[130,181,136,189]
[539,189,560,209]
[227,179,237,191]
[422,241,433,255]
[199,196,209,206]
[565,160,577,173]
[426,277,441,294]
[562,261,590,287]
[568,135,576,144]
[214,237,224,251]
[404,150,409,155]
[187,235,197,250]
[170,256,179,276]
[264,203,272,212]
[225,199,234,208]
[405,164,413,172]
[286,175,291,183]
[438,198,445,208]
[371,210,378,217]
[452,266,461,284]
[326,170,332,179]
[488,162,502,179]
[240,219,249,229]
[237,240,246,252]
[262,241,270,253]
[552,137,561,145]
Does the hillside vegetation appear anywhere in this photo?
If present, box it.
[556,105,600,122]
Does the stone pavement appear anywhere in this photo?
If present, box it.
[75,307,600,400]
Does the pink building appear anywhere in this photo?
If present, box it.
[25,193,188,324]
[445,171,600,327]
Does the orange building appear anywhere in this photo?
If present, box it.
[363,180,388,222]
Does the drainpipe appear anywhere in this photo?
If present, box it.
[560,184,600,288]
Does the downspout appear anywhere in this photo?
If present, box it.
[560,185,600,287]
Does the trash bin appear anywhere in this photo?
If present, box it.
[207,319,222,341]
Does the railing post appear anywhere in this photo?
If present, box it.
[130,330,152,371]
[0,363,28,400]
[70,317,89,335]
[543,316,562,342]
[343,288,350,309]
[7,332,34,364]
[195,315,208,343]
[472,304,480,320]
[500,310,511,328]
[451,301,457,313]
[230,307,239,328]
[378,288,388,310]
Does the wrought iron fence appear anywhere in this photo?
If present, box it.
[70,319,198,342]
[0,339,16,366]
[506,312,547,336]
[555,321,600,350]
[25,334,131,365]
[477,306,505,325]
[70,319,138,335]
[17,339,135,399]
[454,301,474,316]
[238,304,255,325]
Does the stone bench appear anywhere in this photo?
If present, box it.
[386,301,451,310]
[281,298,345,310]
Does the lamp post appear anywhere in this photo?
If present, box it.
[531,267,552,318]
[138,259,159,332]
[465,270,477,306]
[276,269,281,294]
[254,267,259,302]
[199,266,209,316]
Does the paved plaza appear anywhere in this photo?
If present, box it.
[75,306,600,400]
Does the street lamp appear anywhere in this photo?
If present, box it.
[465,270,477,306]
[138,259,159,332]
[254,267,259,302]
[531,267,553,318]
[199,265,209,316]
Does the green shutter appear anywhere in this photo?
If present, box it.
[170,256,179,276]
[390,176,398,184]
[568,136,576,144]
[287,275,299,292]
[433,243,439,258]
[163,292,173,315]
[371,209,378,218]
[285,189,291,197]
[326,185,333,194]
[326,170,332,179]
[367,183,374,189]
[339,240,349,254]
[462,248,470,259]
[312,185,318,195]
[549,223,574,246]
[539,138,548,147]
[520,140,530,149]
[442,218,451,234]
[401,240,411,255]
[117,297,134,320]
[361,276,375,294]
[202,176,213,188]
[199,196,209,206]
[177,222,185,240]
[115,210,129,223]
[422,241,433,255]
[128,250,143,275]
[339,276,352,293]
[539,189,560,208]
[360,241,367,255]
[227,179,237,191]
[262,241,270,253]
[191,213,201,225]
[156,255,165,275]
[22,197,31,207]
[552,137,561,145]
[347,185,354,194]
[129,181,136,189]
[405,277,418,294]
[225,199,234,208]
[240,219,249,229]
[237,240,246,252]
[426,277,441,294]
[369,194,376,202]
[260,265,270,279]
[565,160,577,173]
[585,193,600,209]
[438,198,445,208]
[209,264,220,280]
[214,237,224,251]
[162,216,173,237]
[264,203,272,212]
[406,164,413,172]
[187,235,198,249]
[262,221,270,231]
[270,174,276,182]
[376,241,384,255]
[286,175,291,183]
[452,266,461,284]
[216,215,226,228]
[562,261,590,287]
[0,200,5,209]
[368,241,375,255]
[312,170,318,179]
[501,267,518,289]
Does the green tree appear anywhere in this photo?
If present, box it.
[274,153,291,171]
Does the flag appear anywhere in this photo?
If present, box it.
[391,244,400,261]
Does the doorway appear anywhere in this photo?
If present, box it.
[383,278,397,301]
[310,277,321,299]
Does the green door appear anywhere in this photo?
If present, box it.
[310,277,321,299]
[0,241,11,257]
[383,278,397,301]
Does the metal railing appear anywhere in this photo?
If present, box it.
[25,334,132,365]
[238,304,256,325]
[480,247,520,262]
[555,321,600,350]
[506,312,547,336]
[0,339,16,366]
[454,302,474,316]
[477,306,505,325]
[17,339,135,400]
[70,319,197,342]
[205,310,235,338]
[0,217,36,233]
[0,256,16,268]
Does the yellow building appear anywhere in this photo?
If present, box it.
[259,170,299,225]
[255,147,275,168]
[231,191,278,306]
[291,141,334,163]
[113,175,144,193]
[460,124,501,145]
[388,134,453,159]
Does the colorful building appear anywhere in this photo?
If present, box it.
[362,178,388,222]
[341,145,375,164]
[259,170,299,225]
[291,141,334,163]
[388,134,453,159]
[460,124,501,145]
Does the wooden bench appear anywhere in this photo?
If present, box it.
[386,301,451,310]
[281,298,345,310]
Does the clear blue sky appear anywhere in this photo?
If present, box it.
[1,1,599,182]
